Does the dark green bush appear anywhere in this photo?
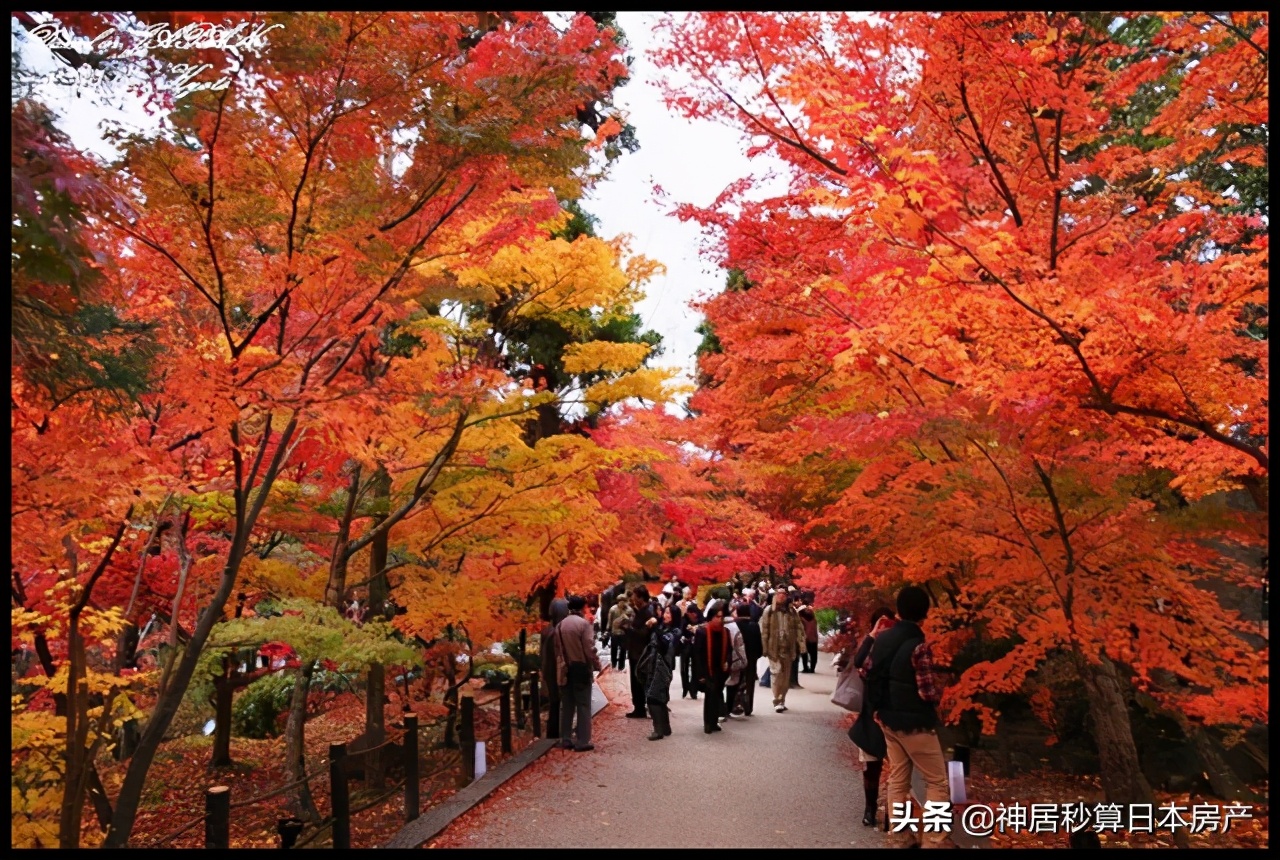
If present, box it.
[231,672,295,739]
[815,607,838,634]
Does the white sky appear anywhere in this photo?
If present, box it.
[587,12,787,388]
[13,12,788,394]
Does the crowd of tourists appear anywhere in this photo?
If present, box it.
[542,575,821,744]
[540,575,950,847]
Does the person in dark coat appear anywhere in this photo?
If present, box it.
[540,598,570,739]
[732,602,763,715]
[624,585,656,718]
[639,603,681,740]
[845,606,895,826]
[797,600,820,672]
[865,586,951,848]
[692,600,732,734]
[678,599,704,700]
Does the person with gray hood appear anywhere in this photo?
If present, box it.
[540,597,569,740]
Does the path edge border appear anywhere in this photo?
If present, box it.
[383,671,612,848]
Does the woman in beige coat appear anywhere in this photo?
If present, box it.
[759,590,805,712]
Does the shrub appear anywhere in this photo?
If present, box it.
[476,664,518,687]
[231,672,295,739]
[471,651,515,670]
[500,637,522,658]
[815,607,839,634]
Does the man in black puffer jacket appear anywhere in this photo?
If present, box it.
[623,586,656,718]
[865,585,952,849]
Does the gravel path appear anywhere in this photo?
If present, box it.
[432,652,888,848]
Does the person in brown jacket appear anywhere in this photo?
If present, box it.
[760,590,805,712]
[554,595,602,751]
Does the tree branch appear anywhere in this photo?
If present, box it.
[957,78,1023,227]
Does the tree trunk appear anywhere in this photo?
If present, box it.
[86,765,113,831]
[60,514,129,848]
[114,622,139,675]
[284,662,319,822]
[1239,474,1268,515]
[441,638,460,747]
[58,628,89,848]
[535,401,560,441]
[323,466,361,609]
[363,467,390,789]
[113,719,139,762]
[211,657,269,770]
[1187,724,1262,802]
[364,663,386,789]
[530,579,557,627]
[1076,653,1154,805]
[211,667,235,768]
[104,414,298,847]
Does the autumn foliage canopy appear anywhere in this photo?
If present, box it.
[654,11,1267,805]
[8,10,1268,847]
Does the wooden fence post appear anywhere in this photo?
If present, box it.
[276,817,304,849]
[205,785,229,849]
[499,680,513,755]
[403,715,419,822]
[515,674,525,730]
[329,743,350,850]
[513,628,527,730]
[529,670,541,739]
[459,692,476,784]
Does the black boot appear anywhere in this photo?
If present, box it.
[862,760,882,827]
